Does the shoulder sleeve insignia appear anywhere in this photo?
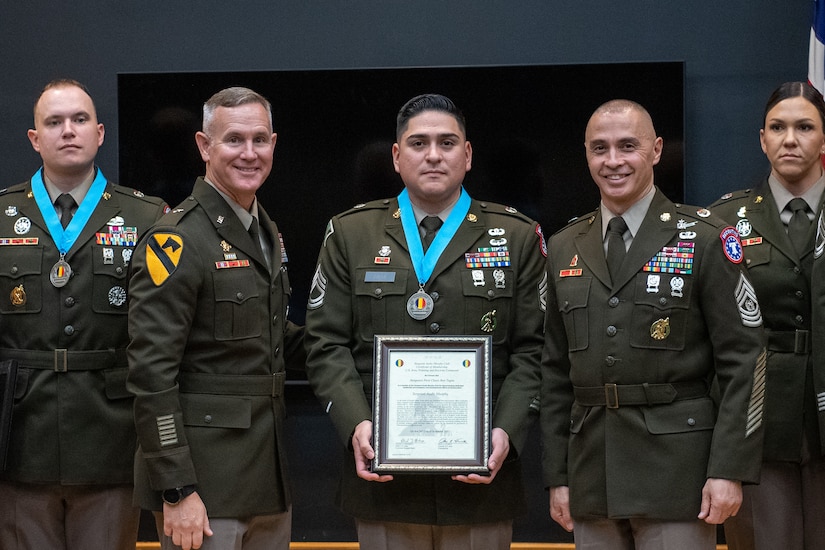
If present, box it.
[535,224,547,257]
[720,226,743,264]
[816,210,825,259]
[146,233,183,286]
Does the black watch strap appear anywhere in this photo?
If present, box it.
[162,484,197,505]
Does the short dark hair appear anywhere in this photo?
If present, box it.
[202,86,273,135]
[763,81,825,128]
[396,94,466,139]
[34,78,95,116]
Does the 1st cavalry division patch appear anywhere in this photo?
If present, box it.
[146,233,183,286]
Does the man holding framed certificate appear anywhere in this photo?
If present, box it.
[305,94,546,550]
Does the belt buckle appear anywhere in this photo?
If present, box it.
[605,383,619,409]
[54,348,68,372]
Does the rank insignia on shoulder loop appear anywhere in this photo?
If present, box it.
[697,208,711,218]
[720,193,733,200]
[132,190,143,198]
[505,206,517,213]
[481,309,497,332]
[650,317,670,340]
[720,227,744,264]
[10,284,25,307]
[146,233,183,286]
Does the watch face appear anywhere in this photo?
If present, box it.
[162,488,181,504]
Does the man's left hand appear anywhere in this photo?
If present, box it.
[452,427,509,485]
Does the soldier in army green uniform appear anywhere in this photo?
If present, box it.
[541,100,766,549]
[0,79,168,549]
[128,87,302,550]
[304,94,546,550]
[710,82,825,550]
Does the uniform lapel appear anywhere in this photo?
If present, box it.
[194,179,265,268]
[746,182,800,263]
[574,211,612,288]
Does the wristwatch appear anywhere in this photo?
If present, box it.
[162,485,197,505]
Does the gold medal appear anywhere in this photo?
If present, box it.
[650,317,670,340]
[10,284,26,307]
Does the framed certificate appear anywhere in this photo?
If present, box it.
[372,335,491,474]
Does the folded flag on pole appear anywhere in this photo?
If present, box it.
[810,0,825,94]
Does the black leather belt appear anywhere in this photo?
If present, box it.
[766,329,810,354]
[0,348,126,372]
[178,371,285,398]
[574,381,708,409]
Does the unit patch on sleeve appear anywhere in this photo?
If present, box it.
[146,233,183,286]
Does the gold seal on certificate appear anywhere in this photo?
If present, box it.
[50,258,72,288]
[406,290,434,320]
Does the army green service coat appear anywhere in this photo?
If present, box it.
[710,180,823,461]
[0,173,167,484]
[541,188,766,520]
[304,194,546,525]
[128,178,300,517]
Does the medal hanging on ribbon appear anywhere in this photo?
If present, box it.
[398,187,471,320]
[31,167,108,288]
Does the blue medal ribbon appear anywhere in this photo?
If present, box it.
[398,187,471,285]
[31,167,108,255]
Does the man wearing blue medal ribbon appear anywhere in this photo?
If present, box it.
[0,79,168,549]
[305,94,547,549]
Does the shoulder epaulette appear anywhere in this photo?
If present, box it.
[337,198,394,218]
[111,183,166,206]
[673,203,729,229]
[477,201,535,224]
[0,182,31,196]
